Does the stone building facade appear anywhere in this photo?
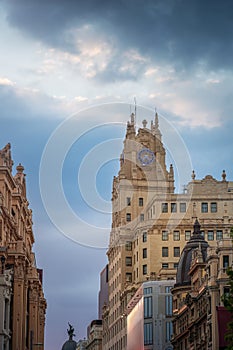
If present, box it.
[172,221,232,349]
[0,143,46,349]
[102,112,233,350]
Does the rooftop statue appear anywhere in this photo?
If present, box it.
[67,323,75,340]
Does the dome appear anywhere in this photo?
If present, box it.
[175,219,208,287]
[61,340,77,350]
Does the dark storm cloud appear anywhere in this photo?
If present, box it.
[2,0,233,75]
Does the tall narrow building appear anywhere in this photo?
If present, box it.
[0,143,46,349]
[102,112,233,350]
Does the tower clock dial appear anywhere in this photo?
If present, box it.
[138,148,155,165]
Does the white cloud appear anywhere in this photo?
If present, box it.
[0,77,15,86]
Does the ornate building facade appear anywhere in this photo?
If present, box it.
[0,143,46,349]
[102,112,233,350]
[172,220,232,349]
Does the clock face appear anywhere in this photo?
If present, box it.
[138,148,155,165]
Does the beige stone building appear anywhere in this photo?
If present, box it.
[0,143,46,349]
[102,112,233,350]
[86,320,103,350]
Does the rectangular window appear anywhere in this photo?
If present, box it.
[166,321,173,342]
[162,230,169,241]
[174,247,180,257]
[162,263,168,269]
[126,273,132,282]
[142,232,147,242]
[174,263,179,268]
[224,286,230,297]
[171,202,177,213]
[201,231,205,239]
[139,197,143,206]
[162,247,168,257]
[162,203,168,213]
[173,231,180,241]
[126,197,131,206]
[144,296,152,318]
[165,295,173,316]
[125,241,132,251]
[185,230,191,241]
[140,213,144,222]
[207,230,214,240]
[180,202,186,213]
[216,230,223,240]
[144,323,153,345]
[211,202,217,213]
[223,255,229,270]
[126,213,131,222]
[143,264,147,275]
[201,202,208,213]
[165,286,172,293]
[143,248,147,259]
[144,287,152,295]
[126,257,132,266]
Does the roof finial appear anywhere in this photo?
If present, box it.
[155,109,159,129]
[222,169,226,181]
[134,96,137,125]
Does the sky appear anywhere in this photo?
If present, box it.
[1,0,233,348]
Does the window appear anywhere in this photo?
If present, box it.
[162,203,168,213]
[162,230,168,241]
[165,295,173,316]
[165,286,172,293]
[162,247,168,257]
[166,321,173,342]
[143,248,147,259]
[201,231,205,239]
[216,230,223,240]
[126,197,131,206]
[140,213,144,222]
[139,197,143,206]
[223,255,229,270]
[201,202,208,213]
[211,202,217,213]
[174,247,180,257]
[142,232,147,242]
[126,213,131,222]
[173,231,180,241]
[174,263,179,268]
[143,264,147,275]
[180,202,186,212]
[144,287,152,295]
[144,323,153,345]
[171,202,177,213]
[144,296,152,318]
[207,230,214,240]
[125,241,132,251]
[126,273,132,282]
[224,286,230,297]
[185,230,191,241]
[162,263,168,269]
[126,257,132,266]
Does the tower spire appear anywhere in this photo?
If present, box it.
[155,109,159,129]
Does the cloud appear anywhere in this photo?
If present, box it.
[0,77,15,86]
[2,0,233,75]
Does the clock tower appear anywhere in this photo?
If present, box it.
[111,111,175,231]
